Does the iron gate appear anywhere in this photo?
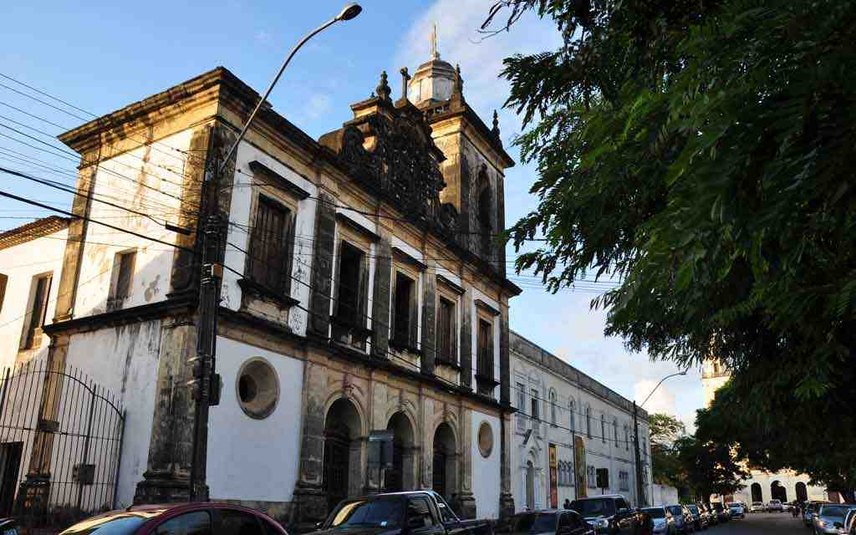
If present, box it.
[0,359,125,528]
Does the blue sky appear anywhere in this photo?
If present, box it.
[0,0,704,426]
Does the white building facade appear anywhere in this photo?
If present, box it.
[510,333,652,511]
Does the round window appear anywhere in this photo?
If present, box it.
[478,421,494,458]
[236,358,279,419]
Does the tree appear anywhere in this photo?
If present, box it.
[675,435,747,502]
[491,0,856,487]
[648,414,686,489]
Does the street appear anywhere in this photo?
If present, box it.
[706,513,806,535]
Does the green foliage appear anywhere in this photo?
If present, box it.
[496,0,856,487]
[649,413,687,489]
[675,435,748,501]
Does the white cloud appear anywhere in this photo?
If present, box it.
[635,379,677,417]
[304,93,332,120]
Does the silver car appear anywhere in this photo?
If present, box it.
[813,504,856,535]
[641,507,676,535]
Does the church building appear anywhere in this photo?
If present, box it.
[0,43,521,528]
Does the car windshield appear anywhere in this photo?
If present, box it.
[687,506,699,514]
[327,497,403,528]
[60,512,161,535]
[642,508,666,519]
[820,506,852,518]
[729,504,740,509]
[571,499,616,518]
[667,506,683,516]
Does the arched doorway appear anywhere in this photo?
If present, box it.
[386,411,415,491]
[771,480,787,502]
[323,399,362,511]
[751,482,763,503]
[525,460,536,510]
[796,482,808,502]
[432,422,457,500]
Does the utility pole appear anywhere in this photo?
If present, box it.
[633,402,644,507]
[185,3,363,502]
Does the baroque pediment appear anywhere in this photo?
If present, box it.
[320,85,456,230]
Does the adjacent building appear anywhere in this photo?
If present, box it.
[510,333,652,510]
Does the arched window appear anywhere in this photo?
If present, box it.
[549,389,557,425]
[600,414,606,443]
[586,406,592,438]
[476,166,492,253]
[569,400,576,431]
[613,418,619,447]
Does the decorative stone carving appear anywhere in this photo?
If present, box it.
[333,100,448,228]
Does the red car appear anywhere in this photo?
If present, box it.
[59,502,288,535]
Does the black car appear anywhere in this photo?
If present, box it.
[497,510,594,535]
[569,495,644,535]
[310,491,493,535]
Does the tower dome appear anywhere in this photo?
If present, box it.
[407,24,457,105]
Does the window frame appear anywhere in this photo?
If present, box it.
[390,268,418,351]
[19,272,51,350]
[549,389,557,426]
[585,406,592,439]
[530,388,540,421]
[107,248,137,310]
[246,194,296,298]
[332,234,371,350]
[435,294,457,366]
[569,399,576,431]
[0,273,8,314]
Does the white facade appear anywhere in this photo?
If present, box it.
[0,218,68,370]
[207,336,304,505]
[510,332,652,511]
[470,411,501,519]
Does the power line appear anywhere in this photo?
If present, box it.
[0,186,193,254]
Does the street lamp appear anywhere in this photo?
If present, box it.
[632,369,687,507]
[189,3,363,502]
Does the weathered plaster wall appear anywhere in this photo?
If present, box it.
[63,320,162,507]
[221,141,318,336]
[0,228,68,370]
[74,129,194,317]
[207,336,304,504]
[471,410,501,519]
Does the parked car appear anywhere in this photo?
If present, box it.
[805,502,827,527]
[813,504,856,535]
[727,503,745,519]
[641,507,675,535]
[843,509,856,535]
[750,502,765,513]
[59,502,287,535]
[768,500,784,513]
[569,495,645,535]
[685,505,706,531]
[665,506,694,534]
[497,510,594,535]
[0,519,18,535]
[698,505,716,527]
[313,491,493,535]
[711,503,729,523]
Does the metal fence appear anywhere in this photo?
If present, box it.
[0,359,125,529]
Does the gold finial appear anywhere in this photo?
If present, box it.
[431,22,440,59]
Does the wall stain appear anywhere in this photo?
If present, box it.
[144,274,161,302]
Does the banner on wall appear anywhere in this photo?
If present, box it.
[574,436,586,498]
[549,443,558,508]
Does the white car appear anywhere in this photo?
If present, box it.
[750,502,766,513]
[768,499,784,512]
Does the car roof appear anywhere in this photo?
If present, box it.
[573,494,627,501]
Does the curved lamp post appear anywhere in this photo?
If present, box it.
[218,2,363,173]
[190,3,363,502]
[633,369,688,506]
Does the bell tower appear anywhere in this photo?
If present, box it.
[405,28,515,274]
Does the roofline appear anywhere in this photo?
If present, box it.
[0,216,71,251]
[509,330,649,421]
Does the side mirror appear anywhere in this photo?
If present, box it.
[314,522,323,529]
